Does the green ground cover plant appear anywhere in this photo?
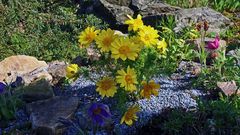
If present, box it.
[0,0,108,61]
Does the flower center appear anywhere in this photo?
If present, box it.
[93,108,102,115]
[125,111,134,121]
[101,80,112,90]
[144,35,150,41]
[103,37,112,46]
[70,70,76,74]
[85,33,94,41]
[143,84,152,92]
[119,46,130,55]
[125,75,133,84]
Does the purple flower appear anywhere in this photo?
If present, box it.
[88,103,111,126]
[206,35,220,50]
[0,82,6,94]
[11,76,23,88]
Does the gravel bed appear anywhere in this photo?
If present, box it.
[0,65,206,135]
[61,72,206,135]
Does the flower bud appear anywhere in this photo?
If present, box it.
[211,52,218,59]
[204,21,209,31]
[196,22,202,31]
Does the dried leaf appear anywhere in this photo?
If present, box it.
[217,81,240,96]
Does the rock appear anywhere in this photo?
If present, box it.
[93,0,134,25]
[131,0,157,11]
[47,61,67,85]
[0,55,52,85]
[178,61,201,75]
[105,0,130,6]
[26,96,80,135]
[140,2,180,16]
[226,49,240,66]
[87,47,101,61]
[217,81,240,96]
[114,30,128,36]
[78,0,180,30]
[21,79,54,102]
[21,67,52,85]
[174,7,232,33]
[131,0,181,16]
[71,56,90,67]
[140,2,180,26]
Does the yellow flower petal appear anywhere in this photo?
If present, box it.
[120,105,140,126]
[111,37,140,61]
[140,80,160,99]
[78,26,99,47]
[139,25,159,47]
[125,14,144,31]
[116,67,138,92]
[96,77,117,98]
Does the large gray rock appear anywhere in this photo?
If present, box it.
[140,2,181,26]
[131,0,157,10]
[21,79,54,102]
[93,0,134,25]
[105,0,130,6]
[79,0,180,30]
[26,96,80,135]
[132,0,180,15]
[174,7,232,33]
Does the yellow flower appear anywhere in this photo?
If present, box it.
[157,38,168,54]
[111,37,140,61]
[140,80,160,99]
[121,105,140,126]
[125,14,144,31]
[78,26,99,47]
[96,77,117,98]
[66,64,80,79]
[95,28,117,52]
[116,66,138,92]
[129,36,144,49]
[138,25,159,47]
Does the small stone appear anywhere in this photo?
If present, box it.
[217,81,240,96]
[47,61,67,85]
[26,96,80,135]
[226,49,240,66]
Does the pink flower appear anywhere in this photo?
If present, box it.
[206,35,220,50]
